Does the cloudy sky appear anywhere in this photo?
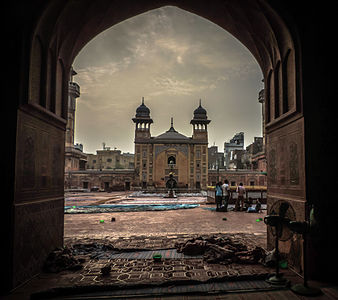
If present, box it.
[73,6,263,154]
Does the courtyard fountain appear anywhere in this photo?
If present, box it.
[164,158,177,198]
[164,172,177,198]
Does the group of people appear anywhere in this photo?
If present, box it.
[215,180,261,212]
[214,179,232,212]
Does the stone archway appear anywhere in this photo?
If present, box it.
[5,0,335,293]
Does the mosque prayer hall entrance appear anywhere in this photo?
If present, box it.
[3,0,336,295]
[133,99,210,191]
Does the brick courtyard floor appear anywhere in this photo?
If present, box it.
[63,192,267,241]
[5,193,338,299]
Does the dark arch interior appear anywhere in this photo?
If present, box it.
[3,0,336,294]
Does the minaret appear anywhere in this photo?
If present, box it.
[190,99,211,190]
[190,99,211,141]
[258,88,266,151]
[66,67,80,149]
[132,97,153,189]
[65,67,86,174]
[132,97,153,141]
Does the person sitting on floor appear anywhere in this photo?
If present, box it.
[255,199,262,213]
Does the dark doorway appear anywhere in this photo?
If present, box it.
[167,156,176,165]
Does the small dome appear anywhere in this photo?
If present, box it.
[193,100,207,119]
[135,97,150,117]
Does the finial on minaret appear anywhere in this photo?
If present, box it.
[171,117,173,128]
[142,97,144,105]
[199,99,202,106]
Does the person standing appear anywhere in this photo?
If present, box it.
[215,182,223,211]
[221,179,230,212]
[236,182,246,211]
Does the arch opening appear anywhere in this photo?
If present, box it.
[60,3,300,275]
[10,0,312,293]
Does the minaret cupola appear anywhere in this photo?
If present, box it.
[190,99,211,140]
[132,97,153,141]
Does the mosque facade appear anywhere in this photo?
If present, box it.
[64,74,266,191]
[133,98,210,190]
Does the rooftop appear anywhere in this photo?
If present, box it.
[154,118,190,141]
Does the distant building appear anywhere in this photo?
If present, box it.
[224,132,244,169]
[86,147,134,170]
[222,86,267,173]
[246,137,263,155]
[251,152,267,173]
[228,149,249,170]
[208,145,224,170]
[245,136,266,171]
